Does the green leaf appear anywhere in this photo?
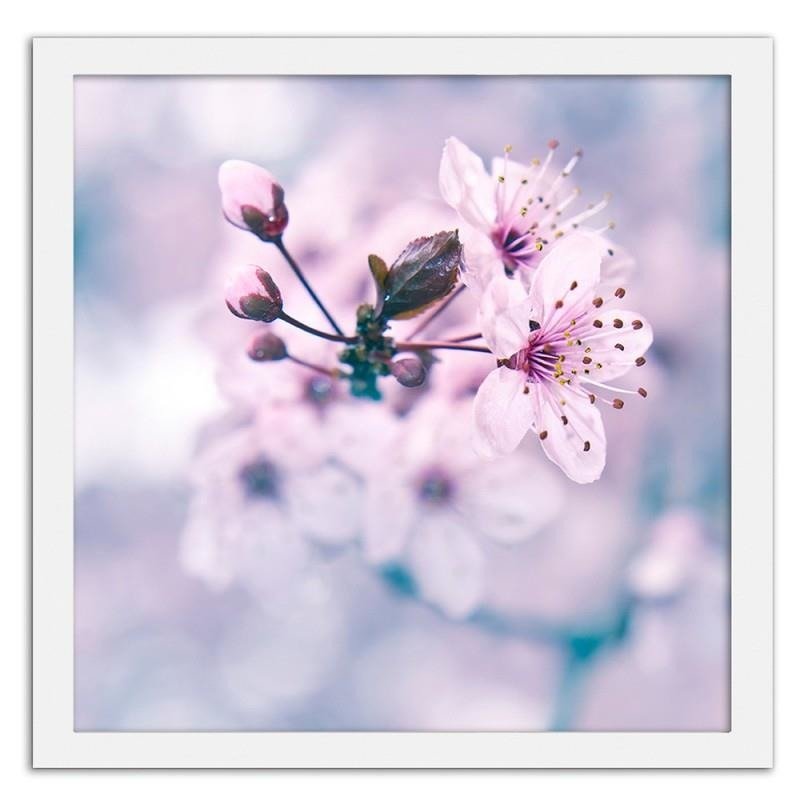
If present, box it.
[368,254,389,314]
[380,230,464,321]
[368,254,389,287]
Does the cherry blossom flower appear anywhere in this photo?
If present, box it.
[218,159,289,240]
[473,232,652,483]
[439,136,632,291]
[180,406,364,605]
[336,396,564,619]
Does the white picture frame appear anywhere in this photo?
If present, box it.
[32,35,773,769]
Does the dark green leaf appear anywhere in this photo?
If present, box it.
[380,230,463,320]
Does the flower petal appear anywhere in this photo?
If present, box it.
[478,275,531,357]
[582,310,653,381]
[528,232,605,323]
[532,383,606,483]
[473,367,535,458]
[460,227,503,291]
[362,478,416,563]
[285,462,362,545]
[439,137,496,232]
[596,236,636,294]
[457,450,564,543]
[408,514,485,619]
[218,159,282,229]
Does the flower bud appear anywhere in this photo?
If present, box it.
[390,355,427,388]
[225,265,283,322]
[218,160,289,240]
[247,331,288,362]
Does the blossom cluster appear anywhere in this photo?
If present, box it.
[182,137,653,619]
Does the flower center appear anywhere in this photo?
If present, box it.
[416,467,455,506]
[239,457,280,500]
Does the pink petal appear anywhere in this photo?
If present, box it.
[362,478,416,563]
[478,275,531,357]
[438,137,496,233]
[408,514,485,619]
[528,232,606,320]
[532,384,606,483]
[218,159,282,229]
[596,236,636,293]
[460,227,503,291]
[473,367,535,458]
[583,310,653,381]
[458,450,564,543]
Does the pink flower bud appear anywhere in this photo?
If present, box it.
[225,265,283,322]
[247,331,288,362]
[390,355,427,388]
[218,160,289,240]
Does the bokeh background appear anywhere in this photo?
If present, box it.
[74,76,730,731]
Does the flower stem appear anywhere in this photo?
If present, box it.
[273,237,345,336]
[287,353,341,378]
[396,340,492,354]
[446,332,483,343]
[278,311,358,344]
[407,283,466,339]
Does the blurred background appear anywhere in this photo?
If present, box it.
[74,75,730,731]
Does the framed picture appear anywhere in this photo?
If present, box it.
[32,36,773,768]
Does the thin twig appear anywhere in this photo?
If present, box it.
[396,340,492,354]
[407,284,467,339]
[278,311,358,344]
[446,332,484,343]
[274,237,345,336]
[287,354,341,378]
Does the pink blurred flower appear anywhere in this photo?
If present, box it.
[338,397,563,619]
[627,509,711,600]
[439,137,632,291]
[218,159,289,240]
[473,233,652,483]
[180,406,364,604]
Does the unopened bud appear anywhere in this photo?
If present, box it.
[247,331,287,362]
[218,160,289,240]
[390,355,427,388]
[225,265,283,322]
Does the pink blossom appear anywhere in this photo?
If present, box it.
[180,406,365,604]
[224,264,282,322]
[627,509,711,600]
[472,233,652,484]
[335,397,564,619]
[218,159,289,240]
[439,137,632,291]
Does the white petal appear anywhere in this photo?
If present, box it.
[529,232,605,319]
[285,462,362,545]
[438,137,496,232]
[472,367,535,458]
[362,478,416,563]
[584,310,653,381]
[478,275,531,357]
[532,383,606,484]
[457,450,564,544]
[596,236,636,294]
[460,228,503,291]
[408,514,485,619]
